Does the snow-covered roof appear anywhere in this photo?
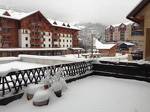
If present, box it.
[0,8,38,20]
[0,48,69,51]
[120,42,135,46]
[94,38,116,50]
[106,21,134,29]
[47,19,80,30]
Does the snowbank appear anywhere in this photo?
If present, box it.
[19,54,88,64]
[0,61,48,77]
[33,89,50,102]
[26,84,44,95]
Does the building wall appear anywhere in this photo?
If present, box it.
[98,46,116,57]
[0,11,79,50]
[144,3,150,60]
[59,34,72,48]
[0,18,19,48]
[51,26,78,48]
[42,32,52,48]
[105,22,144,50]
[18,29,31,48]
[20,12,51,48]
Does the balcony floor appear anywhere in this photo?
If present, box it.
[1,76,150,112]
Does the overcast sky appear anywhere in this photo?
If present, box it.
[0,0,141,25]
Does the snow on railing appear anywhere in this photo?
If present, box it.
[0,60,93,97]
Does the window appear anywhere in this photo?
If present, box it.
[25,37,28,41]
[59,39,61,42]
[63,45,65,47]
[49,44,51,47]
[67,45,68,47]
[25,30,28,34]
[63,39,65,42]
[70,40,72,42]
[25,44,28,47]
[49,33,51,36]
[49,39,51,42]
[43,38,45,41]
[67,40,68,42]
[43,44,45,47]
[43,32,45,35]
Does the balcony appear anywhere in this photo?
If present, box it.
[131,31,144,36]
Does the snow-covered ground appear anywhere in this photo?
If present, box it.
[1,76,150,112]
[98,53,128,62]
[19,54,87,63]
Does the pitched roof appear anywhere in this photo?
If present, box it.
[94,38,116,50]
[0,8,38,20]
[47,19,80,31]
[127,0,150,23]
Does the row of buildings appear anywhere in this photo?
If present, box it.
[105,0,150,60]
[105,22,144,50]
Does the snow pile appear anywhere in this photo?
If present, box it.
[26,84,44,95]
[19,54,88,63]
[0,61,47,70]
[33,89,50,102]
[51,67,67,92]
[0,66,18,77]
[52,81,63,92]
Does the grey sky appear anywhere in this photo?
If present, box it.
[0,0,141,25]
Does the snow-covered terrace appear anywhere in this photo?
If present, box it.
[1,76,150,112]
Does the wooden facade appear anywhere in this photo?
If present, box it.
[0,17,19,48]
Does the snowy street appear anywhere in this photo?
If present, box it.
[1,76,150,112]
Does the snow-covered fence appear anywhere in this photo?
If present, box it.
[93,61,150,82]
[0,61,93,97]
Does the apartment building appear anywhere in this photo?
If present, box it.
[105,22,144,50]
[0,9,80,49]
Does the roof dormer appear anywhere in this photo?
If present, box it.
[67,24,70,27]
[3,11,11,16]
[62,23,66,26]
[53,21,57,25]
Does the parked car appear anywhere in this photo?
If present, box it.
[131,50,143,60]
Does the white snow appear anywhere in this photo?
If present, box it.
[52,81,63,92]
[47,19,80,30]
[97,53,128,62]
[1,76,150,112]
[33,89,50,102]
[19,54,88,62]
[0,61,48,76]
[94,38,116,49]
[0,48,68,51]
[26,84,44,95]
[0,8,38,20]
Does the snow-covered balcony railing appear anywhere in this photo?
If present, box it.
[93,60,150,82]
[0,61,93,98]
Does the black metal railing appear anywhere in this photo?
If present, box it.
[93,61,150,82]
[0,61,93,97]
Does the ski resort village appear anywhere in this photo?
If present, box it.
[0,0,150,112]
